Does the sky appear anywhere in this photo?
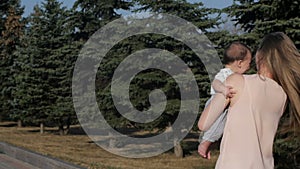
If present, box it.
[21,0,234,16]
[21,0,75,16]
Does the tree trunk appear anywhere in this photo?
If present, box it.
[174,139,184,158]
[59,125,64,136]
[108,131,117,148]
[17,120,22,127]
[64,124,70,135]
[40,122,44,134]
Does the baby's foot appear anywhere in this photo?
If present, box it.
[198,140,212,159]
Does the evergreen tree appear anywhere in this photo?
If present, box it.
[134,0,221,32]
[14,0,77,134]
[88,0,224,157]
[106,0,222,129]
[225,0,300,49]
[70,0,132,40]
[0,0,24,121]
[69,0,133,129]
[0,0,23,33]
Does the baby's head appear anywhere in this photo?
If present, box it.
[223,42,252,74]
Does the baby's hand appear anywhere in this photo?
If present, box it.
[222,86,236,98]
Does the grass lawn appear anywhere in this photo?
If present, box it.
[0,122,218,169]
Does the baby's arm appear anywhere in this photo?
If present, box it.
[212,79,235,98]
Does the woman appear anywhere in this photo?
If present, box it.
[198,32,300,169]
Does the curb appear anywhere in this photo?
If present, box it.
[0,142,86,169]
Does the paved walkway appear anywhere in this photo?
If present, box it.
[0,153,40,169]
[0,142,84,169]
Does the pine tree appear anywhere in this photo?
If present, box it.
[70,0,132,40]
[225,0,300,49]
[89,0,223,157]
[103,0,223,130]
[14,0,77,134]
[0,0,24,122]
[69,0,133,129]
[0,0,23,33]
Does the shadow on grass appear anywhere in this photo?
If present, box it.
[23,125,87,135]
[0,121,18,127]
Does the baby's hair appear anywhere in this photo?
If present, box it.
[223,41,251,64]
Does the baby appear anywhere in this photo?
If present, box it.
[198,42,252,159]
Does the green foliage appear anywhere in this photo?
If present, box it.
[134,0,221,32]
[12,0,77,131]
[94,0,223,131]
[0,0,24,121]
[274,133,300,169]
[0,0,23,33]
[272,110,300,169]
[70,0,132,40]
[225,0,300,49]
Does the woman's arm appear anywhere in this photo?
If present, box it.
[198,74,245,131]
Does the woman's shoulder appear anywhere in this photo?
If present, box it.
[244,74,282,87]
[226,73,245,85]
[225,74,246,106]
[243,74,286,95]
[226,74,259,85]
[225,73,245,93]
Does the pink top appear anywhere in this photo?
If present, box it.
[215,74,287,169]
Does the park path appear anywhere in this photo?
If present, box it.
[0,153,40,169]
[0,142,84,169]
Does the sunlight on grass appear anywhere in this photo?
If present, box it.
[0,122,217,169]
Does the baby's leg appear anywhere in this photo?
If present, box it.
[198,110,228,158]
[202,109,228,142]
